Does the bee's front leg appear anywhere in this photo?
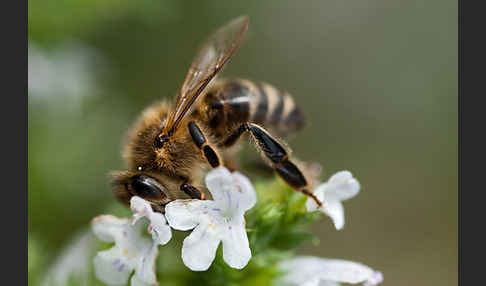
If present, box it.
[188,121,222,168]
[180,183,205,200]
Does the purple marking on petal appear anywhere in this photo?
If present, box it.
[141,254,147,273]
[212,208,221,212]
[200,227,207,240]
[364,271,384,286]
[117,263,124,272]
[226,191,232,207]
[112,258,120,266]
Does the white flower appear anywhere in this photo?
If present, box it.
[92,215,160,286]
[278,256,383,286]
[41,229,94,286]
[306,171,360,230]
[165,166,256,271]
[28,41,106,114]
[131,196,172,245]
[92,197,172,286]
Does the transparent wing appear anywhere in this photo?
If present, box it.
[163,15,249,136]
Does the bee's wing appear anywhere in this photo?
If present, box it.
[163,15,249,135]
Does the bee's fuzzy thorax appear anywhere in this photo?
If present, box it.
[123,100,209,180]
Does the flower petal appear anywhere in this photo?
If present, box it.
[132,244,159,286]
[116,219,152,254]
[300,279,340,286]
[323,199,345,230]
[92,215,130,243]
[130,196,153,223]
[279,256,382,285]
[205,166,234,205]
[363,271,384,286]
[41,229,94,286]
[221,221,251,269]
[231,171,257,211]
[325,171,360,201]
[316,281,340,286]
[181,224,220,271]
[130,275,153,286]
[130,196,172,246]
[165,199,214,231]
[306,171,360,230]
[148,212,172,245]
[93,247,133,286]
[205,166,257,213]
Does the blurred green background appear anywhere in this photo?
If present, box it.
[28,0,457,285]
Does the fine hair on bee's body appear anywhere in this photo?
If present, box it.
[200,78,305,139]
[110,16,323,213]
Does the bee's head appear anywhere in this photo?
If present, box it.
[110,171,173,212]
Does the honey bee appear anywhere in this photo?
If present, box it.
[111,16,323,212]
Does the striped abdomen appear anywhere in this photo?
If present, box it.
[202,78,305,137]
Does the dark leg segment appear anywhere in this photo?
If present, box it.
[221,123,247,147]
[203,146,220,168]
[247,124,287,163]
[188,121,221,168]
[188,121,206,148]
[222,123,323,207]
[181,183,205,200]
[274,160,307,189]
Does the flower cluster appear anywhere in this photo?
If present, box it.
[91,166,383,286]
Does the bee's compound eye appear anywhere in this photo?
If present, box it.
[130,174,167,201]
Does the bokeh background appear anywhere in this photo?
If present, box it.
[28,1,457,285]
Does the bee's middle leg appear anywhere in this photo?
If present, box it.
[188,121,222,168]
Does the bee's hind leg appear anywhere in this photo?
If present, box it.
[221,123,323,207]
